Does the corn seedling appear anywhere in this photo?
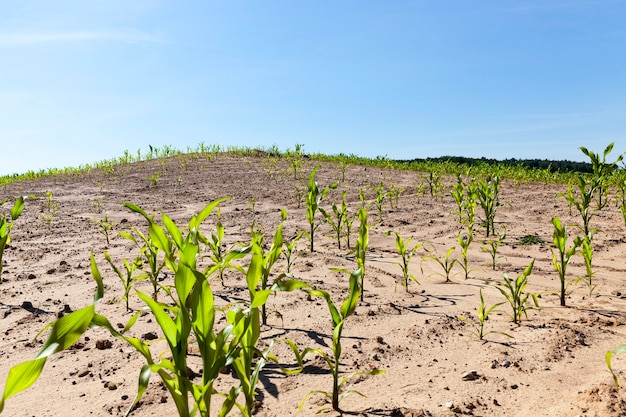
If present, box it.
[457,233,475,279]
[94,215,115,246]
[337,158,348,183]
[92,196,105,214]
[451,174,465,224]
[477,176,500,236]
[558,175,601,237]
[370,182,387,222]
[464,180,479,234]
[494,260,538,324]
[39,191,58,228]
[385,230,422,292]
[104,252,142,311]
[551,217,583,307]
[607,344,626,386]
[300,268,384,413]
[237,242,309,415]
[286,143,305,179]
[147,171,160,187]
[117,198,252,415]
[355,208,369,300]
[481,225,506,270]
[421,170,444,198]
[359,187,367,209]
[343,208,357,250]
[305,166,337,252]
[249,209,292,325]
[283,231,303,273]
[119,204,175,301]
[580,142,624,210]
[0,197,24,282]
[460,289,510,340]
[320,191,348,249]
[580,235,597,296]
[204,208,233,283]
[421,245,459,283]
[293,186,306,208]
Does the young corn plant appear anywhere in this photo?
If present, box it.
[494,260,538,325]
[551,217,583,307]
[460,289,510,341]
[236,242,309,415]
[457,233,475,279]
[421,170,444,198]
[103,252,142,311]
[1,209,256,417]
[300,268,384,413]
[385,230,422,292]
[481,225,506,270]
[421,245,459,283]
[0,197,24,282]
[607,344,626,387]
[464,180,479,234]
[558,175,601,237]
[202,208,248,284]
[358,187,368,209]
[370,182,387,222]
[119,203,176,301]
[343,207,358,250]
[580,142,624,210]
[320,191,348,250]
[305,166,337,252]
[477,176,500,237]
[115,198,252,415]
[283,231,303,273]
[39,191,58,229]
[355,208,369,300]
[386,182,405,210]
[580,235,597,296]
[286,143,305,180]
[96,215,115,246]
[451,174,466,225]
[249,209,293,326]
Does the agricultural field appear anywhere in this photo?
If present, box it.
[1,147,626,416]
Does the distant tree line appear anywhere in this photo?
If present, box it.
[397,156,594,174]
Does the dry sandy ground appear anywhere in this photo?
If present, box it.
[1,154,626,417]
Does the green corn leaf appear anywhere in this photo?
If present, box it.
[251,289,273,309]
[136,291,178,349]
[124,364,152,417]
[10,196,24,221]
[1,305,96,412]
[0,358,46,412]
[340,268,362,319]
[191,273,215,345]
[90,253,104,303]
[161,213,183,249]
[246,244,263,296]
[191,197,231,232]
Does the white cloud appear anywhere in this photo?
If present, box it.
[0,28,162,46]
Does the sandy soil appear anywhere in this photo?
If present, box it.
[1,154,626,417]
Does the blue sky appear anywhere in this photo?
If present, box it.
[2,1,626,176]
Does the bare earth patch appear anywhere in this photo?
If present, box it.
[2,154,626,416]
